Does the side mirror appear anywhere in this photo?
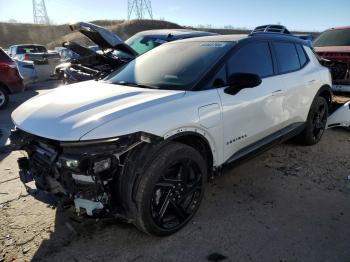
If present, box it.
[224,73,262,95]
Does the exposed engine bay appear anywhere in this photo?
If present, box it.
[320,59,349,84]
[54,22,137,84]
[55,41,130,83]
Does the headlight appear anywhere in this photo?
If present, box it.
[58,157,80,170]
[93,158,112,173]
[65,159,80,169]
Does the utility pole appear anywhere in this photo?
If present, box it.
[33,0,50,24]
[127,0,153,20]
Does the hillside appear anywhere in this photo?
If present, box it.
[46,19,182,48]
[0,20,125,48]
[0,19,319,49]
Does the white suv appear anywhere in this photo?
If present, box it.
[11,33,332,236]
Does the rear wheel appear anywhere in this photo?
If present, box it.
[132,142,207,236]
[298,96,328,145]
[0,86,9,110]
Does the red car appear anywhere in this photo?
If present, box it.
[0,48,24,109]
[314,26,350,92]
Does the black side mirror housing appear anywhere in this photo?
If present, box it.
[224,73,262,95]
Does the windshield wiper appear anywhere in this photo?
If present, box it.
[115,82,159,89]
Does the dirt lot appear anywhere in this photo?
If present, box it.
[0,82,349,262]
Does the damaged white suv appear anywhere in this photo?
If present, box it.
[10,33,332,236]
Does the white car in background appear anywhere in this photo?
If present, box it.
[11,33,332,236]
[16,60,37,86]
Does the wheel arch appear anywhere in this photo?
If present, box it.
[165,131,215,173]
[0,82,10,94]
[316,84,332,107]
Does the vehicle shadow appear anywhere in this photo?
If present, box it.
[31,206,162,261]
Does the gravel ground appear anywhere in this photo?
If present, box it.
[0,82,349,262]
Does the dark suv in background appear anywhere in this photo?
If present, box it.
[0,48,24,109]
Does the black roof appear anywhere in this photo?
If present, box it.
[176,33,309,46]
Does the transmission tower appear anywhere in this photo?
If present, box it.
[33,0,50,24]
[127,0,153,20]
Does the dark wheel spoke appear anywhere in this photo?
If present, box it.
[178,179,201,203]
[319,105,326,118]
[170,201,187,221]
[150,156,204,231]
[155,182,175,189]
[155,191,171,222]
[179,159,191,184]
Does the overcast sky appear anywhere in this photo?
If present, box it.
[0,0,349,31]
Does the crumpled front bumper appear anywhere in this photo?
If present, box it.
[9,129,119,216]
[9,128,158,217]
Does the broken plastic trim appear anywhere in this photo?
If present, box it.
[60,137,120,147]
[327,101,350,128]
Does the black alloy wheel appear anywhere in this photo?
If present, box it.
[131,142,207,236]
[151,158,203,230]
[311,102,327,141]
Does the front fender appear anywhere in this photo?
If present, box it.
[163,126,222,166]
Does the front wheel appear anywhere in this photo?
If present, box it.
[298,96,328,145]
[132,142,207,236]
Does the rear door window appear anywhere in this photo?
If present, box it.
[227,42,274,78]
[17,45,47,54]
[273,42,300,73]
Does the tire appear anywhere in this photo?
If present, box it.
[131,142,207,236]
[0,86,9,110]
[298,96,328,145]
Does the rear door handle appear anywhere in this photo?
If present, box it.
[309,80,316,83]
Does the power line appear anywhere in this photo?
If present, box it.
[127,0,153,20]
[33,0,50,24]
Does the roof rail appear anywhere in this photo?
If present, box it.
[251,25,291,35]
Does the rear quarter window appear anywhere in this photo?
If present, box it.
[273,42,300,74]
[295,44,308,67]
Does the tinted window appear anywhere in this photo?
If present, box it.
[125,35,164,55]
[273,42,300,73]
[314,29,350,47]
[16,45,47,54]
[296,44,308,67]
[228,42,273,78]
[106,41,232,91]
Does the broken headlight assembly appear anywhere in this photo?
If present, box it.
[57,156,81,170]
[93,157,112,173]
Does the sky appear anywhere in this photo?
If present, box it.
[0,0,349,31]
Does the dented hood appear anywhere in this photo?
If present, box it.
[69,22,137,57]
[11,81,185,141]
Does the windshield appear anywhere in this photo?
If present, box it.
[314,29,350,47]
[105,41,232,91]
[17,45,47,54]
[125,35,166,55]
